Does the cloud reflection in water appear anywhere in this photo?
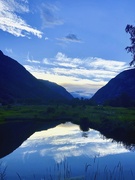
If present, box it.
[21,122,129,163]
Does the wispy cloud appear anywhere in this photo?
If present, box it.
[5,48,13,54]
[26,52,41,64]
[27,59,40,64]
[39,3,63,28]
[0,0,42,38]
[24,52,128,96]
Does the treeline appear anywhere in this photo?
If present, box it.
[69,93,135,108]
[1,93,135,108]
[104,93,135,107]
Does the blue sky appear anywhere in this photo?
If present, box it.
[0,0,135,97]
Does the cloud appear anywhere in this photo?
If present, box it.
[26,53,40,64]
[70,90,94,98]
[5,48,13,54]
[5,0,29,13]
[66,34,80,41]
[27,59,40,64]
[24,52,128,96]
[39,3,63,28]
[57,33,82,43]
[0,0,42,38]
[45,37,49,40]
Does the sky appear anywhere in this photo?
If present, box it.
[0,0,135,98]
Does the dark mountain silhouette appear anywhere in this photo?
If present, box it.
[92,68,135,105]
[39,79,73,100]
[0,50,73,104]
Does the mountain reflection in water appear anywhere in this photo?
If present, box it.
[21,122,128,162]
[0,121,62,158]
[1,122,135,179]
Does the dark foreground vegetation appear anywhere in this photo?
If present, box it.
[0,103,135,149]
[0,157,134,180]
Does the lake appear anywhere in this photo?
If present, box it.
[0,122,135,180]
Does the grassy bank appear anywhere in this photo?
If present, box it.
[0,105,135,146]
[0,105,135,122]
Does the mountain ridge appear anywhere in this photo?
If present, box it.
[0,51,73,104]
[91,68,135,105]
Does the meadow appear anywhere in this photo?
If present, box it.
[0,105,135,179]
[0,104,135,147]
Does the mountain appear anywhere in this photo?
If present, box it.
[39,79,73,100]
[0,50,73,104]
[91,68,135,105]
[70,91,94,99]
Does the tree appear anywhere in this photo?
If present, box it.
[125,24,135,66]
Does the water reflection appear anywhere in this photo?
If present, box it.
[1,122,135,179]
[20,122,129,163]
[0,121,62,158]
[0,121,37,158]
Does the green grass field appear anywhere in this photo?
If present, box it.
[0,105,135,146]
[0,105,135,123]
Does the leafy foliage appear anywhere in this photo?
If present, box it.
[125,24,135,66]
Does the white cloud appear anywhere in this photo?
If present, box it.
[89,58,127,72]
[26,52,41,64]
[5,0,29,13]
[45,37,49,40]
[24,52,128,96]
[27,59,40,64]
[0,0,42,38]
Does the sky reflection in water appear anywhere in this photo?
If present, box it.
[1,122,135,179]
[21,122,128,162]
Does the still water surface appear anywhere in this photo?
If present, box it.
[1,122,135,179]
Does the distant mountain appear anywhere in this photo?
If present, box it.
[91,68,135,105]
[0,50,73,104]
[70,91,94,99]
